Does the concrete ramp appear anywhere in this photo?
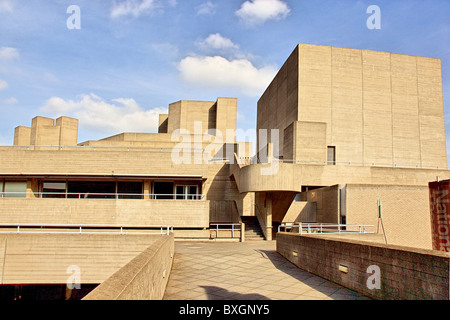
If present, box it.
[163,241,369,300]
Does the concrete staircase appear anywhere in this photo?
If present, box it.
[241,216,265,241]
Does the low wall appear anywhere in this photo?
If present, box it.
[83,233,174,300]
[277,232,450,300]
[0,233,161,285]
[0,198,210,228]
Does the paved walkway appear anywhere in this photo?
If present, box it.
[163,240,370,300]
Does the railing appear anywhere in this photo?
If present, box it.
[3,145,447,170]
[254,203,271,240]
[244,156,447,170]
[210,223,242,239]
[0,192,205,200]
[278,223,374,235]
[1,145,205,152]
[0,223,174,235]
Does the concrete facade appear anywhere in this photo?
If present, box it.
[258,44,447,169]
[0,44,449,290]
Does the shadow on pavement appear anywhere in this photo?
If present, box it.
[200,286,270,300]
[255,249,368,300]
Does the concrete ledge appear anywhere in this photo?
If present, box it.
[276,232,450,300]
[83,233,174,300]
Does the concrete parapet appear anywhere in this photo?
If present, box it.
[83,233,174,300]
[277,232,450,300]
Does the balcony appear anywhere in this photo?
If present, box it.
[0,196,210,229]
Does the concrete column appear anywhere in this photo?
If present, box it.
[266,192,273,241]
[26,179,39,198]
[143,180,151,200]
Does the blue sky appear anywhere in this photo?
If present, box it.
[0,0,449,159]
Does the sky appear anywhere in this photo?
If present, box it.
[0,0,449,162]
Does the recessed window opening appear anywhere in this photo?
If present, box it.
[67,181,116,199]
[327,146,336,165]
[153,182,174,200]
[3,181,27,198]
[43,182,66,198]
[117,181,143,199]
[176,185,199,200]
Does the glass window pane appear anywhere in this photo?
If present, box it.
[154,182,174,200]
[43,181,66,198]
[4,181,27,198]
[188,186,198,200]
[176,186,185,200]
[327,146,336,165]
[43,182,66,190]
[118,181,143,199]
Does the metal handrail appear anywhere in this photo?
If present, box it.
[0,192,205,200]
[0,145,205,152]
[244,156,447,170]
[0,223,173,235]
[278,223,374,235]
[210,223,242,238]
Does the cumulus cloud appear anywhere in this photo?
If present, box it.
[110,0,176,18]
[197,1,216,16]
[196,33,239,52]
[0,47,19,60]
[40,94,167,134]
[0,79,8,90]
[236,0,290,25]
[178,55,277,96]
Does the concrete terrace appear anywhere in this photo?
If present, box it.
[163,240,370,300]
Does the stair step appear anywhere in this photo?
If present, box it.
[241,217,265,240]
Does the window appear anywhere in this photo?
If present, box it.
[4,181,27,198]
[327,146,336,165]
[117,181,143,199]
[42,182,66,198]
[176,185,199,200]
[153,182,174,200]
[67,181,116,199]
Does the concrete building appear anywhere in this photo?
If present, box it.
[242,44,450,249]
[0,44,448,298]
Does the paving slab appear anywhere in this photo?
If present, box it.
[163,240,370,301]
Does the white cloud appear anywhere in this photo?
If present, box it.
[40,94,167,134]
[0,79,8,90]
[235,0,290,25]
[111,0,157,18]
[178,55,277,96]
[197,1,216,16]
[0,0,14,13]
[2,97,17,104]
[110,0,176,18]
[196,33,239,51]
[0,47,19,60]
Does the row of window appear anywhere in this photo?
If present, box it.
[0,180,202,200]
